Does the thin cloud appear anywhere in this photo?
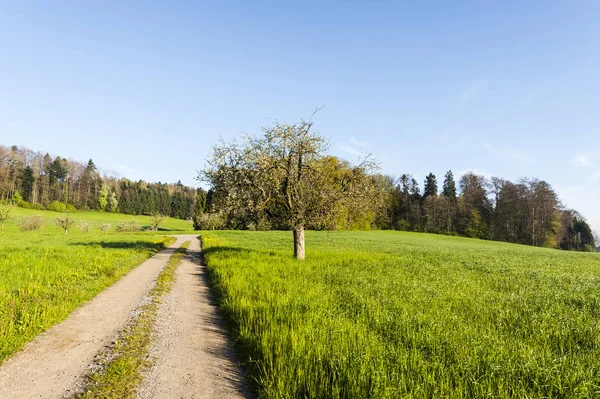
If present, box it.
[349,136,370,148]
[457,78,491,110]
[340,145,364,156]
[572,151,600,168]
[484,143,536,164]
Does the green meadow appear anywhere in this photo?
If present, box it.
[202,230,600,398]
[0,208,187,363]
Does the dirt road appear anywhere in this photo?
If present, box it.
[137,236,250,399]
[0,235,197,398]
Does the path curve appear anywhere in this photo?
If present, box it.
[137,236,251,399]
[0,235,196,399]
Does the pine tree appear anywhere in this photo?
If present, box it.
[423,173,438,198]
[19,166,35,202]
[442,170,457,200]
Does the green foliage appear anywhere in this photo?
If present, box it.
[0,202,14,234]
[203,230,600,398]
[194,213,226,230]
[18,215,44,231]
[98,184,109,210]
[47,201,67,213]
[11,192,23,206]
[107,192,118,213]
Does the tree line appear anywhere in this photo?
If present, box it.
[199,122,596,254]
[0,144,200,220]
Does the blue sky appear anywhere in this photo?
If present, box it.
[1,1,599,233]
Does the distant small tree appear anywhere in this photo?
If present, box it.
[78,220,91,232]
[55,213,75,234]
[116,220,141,232]
[0,202,14,234]
[149,213,164,231]
[19,215,44,231]
[100,223,111,233]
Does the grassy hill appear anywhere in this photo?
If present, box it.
[3,207,192,234]
[202,230,600,398]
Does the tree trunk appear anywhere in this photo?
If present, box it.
[293,225,305,260]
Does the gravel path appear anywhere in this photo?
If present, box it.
[0,235,195,399]
[137,236,251,399]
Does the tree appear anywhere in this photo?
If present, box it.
[54,213,75,234]
[19,166,35,202]
[0,202,14,234]
[98,184,109,210]
[442,170,457,200]
[149,213,164,231]
[201,119,377,259]
[423,173,438,198]
[193,189,207,230]
[108,192,118,212]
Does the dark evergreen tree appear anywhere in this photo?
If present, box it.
[423,173,438,198]
[442,170,457,200]
[19,166,35,202]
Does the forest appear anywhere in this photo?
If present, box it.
[1,143,596,252]
[0,144,199,220]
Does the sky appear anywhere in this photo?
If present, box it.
[1,1,599,233]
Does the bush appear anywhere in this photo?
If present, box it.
[30,203,44,210]
[78,220,91,232]
[47,201,66,213]
[18,201,31,209]
[116,220,141,232]
[193,213,226,230]
[100,223,111,233]
[19,216,44,231]
[66,204,77,213]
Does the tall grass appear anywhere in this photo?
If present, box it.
[0,216,176,363]
[202,230,600,398]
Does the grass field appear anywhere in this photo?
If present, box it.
[202,230,600,398]
[4,207,192,233]
[0,208,183,363]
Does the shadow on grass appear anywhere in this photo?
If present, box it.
[69,240,168,251]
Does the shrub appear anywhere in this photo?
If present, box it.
[193,213,226,230]
[54,214,75,234]
[19,216,44,231]
[30,203,44,210]
[0,202,14,234]
[100,223,112,233]
[116,220,141,232]
[149,214,165,231]
[47,201,66,213]
[66,204,77,213]
[18,201,31,209]
[11,192,23,206]
[78,220,91,232]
